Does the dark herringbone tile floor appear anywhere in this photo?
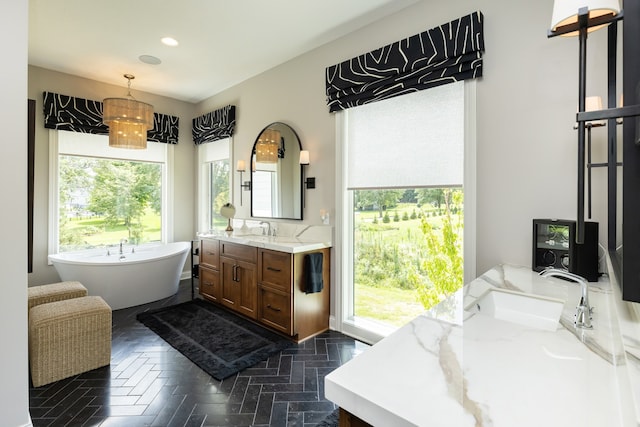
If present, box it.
[29,280,368,427]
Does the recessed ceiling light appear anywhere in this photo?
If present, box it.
[139,55,162,65]
[161,37,179,47]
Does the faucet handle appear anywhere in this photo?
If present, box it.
[575,305,593,329]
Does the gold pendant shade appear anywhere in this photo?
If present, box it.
[255,128,281,163]
[103,75,154,149]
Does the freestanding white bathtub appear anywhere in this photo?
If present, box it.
[48,241,190,310]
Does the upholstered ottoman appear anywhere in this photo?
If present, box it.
[29,296,112,387]
[28,281,88,311]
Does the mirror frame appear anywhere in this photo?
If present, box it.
[250,122,304,220]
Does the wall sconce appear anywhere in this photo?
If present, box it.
[299,150,315,208]
[299,150,315,189]
[236,160,251,206]
[550,0,620,36]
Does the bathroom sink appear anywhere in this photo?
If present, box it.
[468,288,565,331]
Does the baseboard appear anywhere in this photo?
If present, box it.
[329,315,336,331]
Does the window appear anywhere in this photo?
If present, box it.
[252,161,280,217]
[198,138,231,231]
[50,130,169,254]
[336,81,476,343]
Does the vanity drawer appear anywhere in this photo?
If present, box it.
[200,239,220,270]
[258,286,292,335]
[199,266,220,302]
[221,242,257,264]
[258,249,292,293]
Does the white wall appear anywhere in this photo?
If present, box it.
[27,67,198,285]
[197,0,613,279]
[0,2,31,426]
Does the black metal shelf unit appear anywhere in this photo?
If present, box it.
[548,1,640,301]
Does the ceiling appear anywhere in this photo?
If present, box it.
[29,0,419,103]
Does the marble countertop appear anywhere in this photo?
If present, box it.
[325,264,637,426]
[197,223,332,254]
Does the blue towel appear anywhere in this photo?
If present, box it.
[304,253,323,294]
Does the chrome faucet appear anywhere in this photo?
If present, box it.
[540,268,593,329]
[259,221,271,236]
[119,238,128,255]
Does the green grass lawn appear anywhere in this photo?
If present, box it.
[64,210,161,247]
[352,202,462,328]
[355,282,426,327]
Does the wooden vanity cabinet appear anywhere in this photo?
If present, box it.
[199,238,330,342]
[258,247,330,341]
[220,242,258,319]
[199,239,221,302]
[258,249,294,334]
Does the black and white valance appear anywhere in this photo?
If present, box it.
[192,105,236,145]
[43,92,180,144]
[325,11,484,113]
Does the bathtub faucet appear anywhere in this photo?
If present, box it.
[119,238,128,255]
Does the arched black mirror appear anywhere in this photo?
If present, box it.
[250,122,303,220]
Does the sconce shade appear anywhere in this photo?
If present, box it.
[299,150,310,165]
[103,75,154,149]
[574,96,606,127]
[585,95,603,112]
[586,95,606,126]
[256,128,280,163]
[237,160,246,172]
[550,0,620,35]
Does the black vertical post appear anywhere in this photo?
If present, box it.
[587,124,592,218]
[576,8,589,244]
[607,23,617,252]
[623,0,640,301]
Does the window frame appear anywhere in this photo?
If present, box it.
[48,130,172,257]
[334,80,477,344]
[197,137,232,232]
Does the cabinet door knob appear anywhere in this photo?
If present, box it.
[267,267,282,272]
[267,304,281,312]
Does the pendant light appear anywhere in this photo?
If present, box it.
[256,128,281,163]
[103,74,154,149]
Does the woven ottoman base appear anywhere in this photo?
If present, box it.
[29,296,112,387]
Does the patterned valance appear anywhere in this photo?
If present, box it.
[325,11,484,113]
[192,105,236,145]
[43,92,180,144]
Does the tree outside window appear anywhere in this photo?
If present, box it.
[58,156,162,251]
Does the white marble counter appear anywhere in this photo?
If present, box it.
[197,222,332,253]
[325,264,637,426]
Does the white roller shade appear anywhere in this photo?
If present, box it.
[346,81,464,189]
[58,130,166,163]
[199,137,229,163]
